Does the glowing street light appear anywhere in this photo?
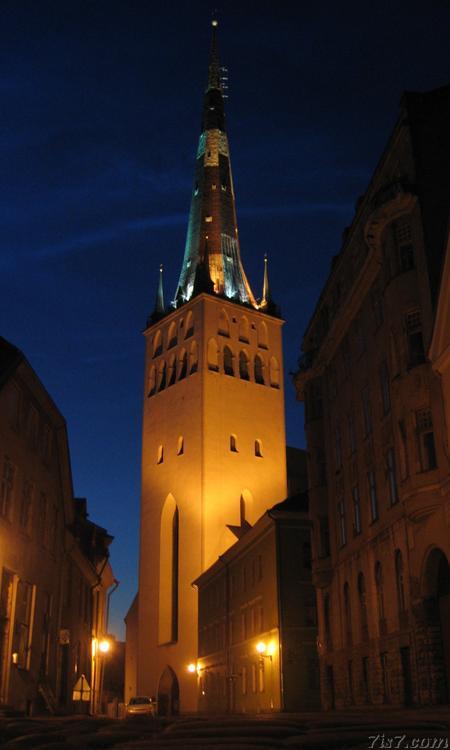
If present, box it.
[187,662,196,674]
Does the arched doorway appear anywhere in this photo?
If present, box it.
[157,666,180,716]
[422,548,450,703]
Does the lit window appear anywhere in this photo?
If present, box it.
[205,216,213,223]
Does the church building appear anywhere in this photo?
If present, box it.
[126,21,294,713]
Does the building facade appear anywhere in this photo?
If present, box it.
[131,22,289,713]
[294,87,450,708]
[194,500,319,714]
[0,336,115,714]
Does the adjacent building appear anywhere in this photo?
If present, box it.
[294,86,450,708]
[0,336,115,714]
[194,497,319,714]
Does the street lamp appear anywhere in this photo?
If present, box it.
[91,636,112,714]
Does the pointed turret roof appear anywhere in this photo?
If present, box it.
[174,19,257,309]
[147,265,165,325]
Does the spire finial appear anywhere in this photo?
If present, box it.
[155,263,165,315]
[207,14,221,91]
[261,253,270,308]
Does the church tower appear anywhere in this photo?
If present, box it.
[136,20,287,712]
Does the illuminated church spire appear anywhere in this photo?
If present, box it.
[147,264,165,325]
[175,19,257,308]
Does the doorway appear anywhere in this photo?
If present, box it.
[157,666,180,716]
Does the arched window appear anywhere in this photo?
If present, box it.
[158,361,167,391]
[167,354,176,387]
[189,341,198,374]
[257,321,268,349]
[254,439,263,457]
[395,550,406,614]
[239,351,249,380]
[158,496,179,644]
[218,308,230,337]
[358,572,368,640]
[254,354,264,384]
[148,365,156,397]
[343,582,352,646]
[207,338,219,372]
[178,349,187,380]
[223,346,234,376]
[177,436,184,455]
[185,311,194,339]
[168,321,177,349]
[239,316,249,343]
[375,562,385,623]
[153,329,162,358]
[269,356,280,388]
[230,434,238,452]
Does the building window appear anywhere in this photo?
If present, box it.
[13,580,35,670]
[361,387,372,437]
[416,408,437,471]
[352,486,361,535]
[167,355,176,386]
[158,496,179,644]
[157,361,167,391]
[258,659,265,692]
[338,500,346,547]
[185,311,194,338]
[20,480,33,533]
[152,329,163,358]
[394,219,414,272]
[239,351,250,380]
[167,322,177,349]
[147,365,157,396]
[177,436,184,456]
[368,470,378,521]
[238,317,249,343]
[343,582,352,646]
[1,457,15,520]
[405,310,425,367]
[398,419,409,479]
[380,651,390,703]
[223,346,234,376]
[253,354,264,385]
[335,426,342,471]
[157,445,164,464]
[379,361,391,415]
[178,349,188,380]
[207,338,220,372]
[395,549,406,614]
[189,341,198,374]
[254,439,263,458]
[218,309,230,337]
[358,572,368,640]
[269,356,280,388]
[257,321,268,349]
[375,561,385,623]
[230,435,238,453]
[386,447,399,505]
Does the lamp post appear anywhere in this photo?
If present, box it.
[256,641,274,711]
[91,636,111,715]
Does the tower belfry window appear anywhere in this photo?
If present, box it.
[223,346,234,376]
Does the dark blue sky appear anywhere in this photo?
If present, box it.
[2,1,449,638]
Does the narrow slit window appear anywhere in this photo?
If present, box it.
[157,445,164,464]
[177,436,184,456]
[230,435,238,453]
[255,439,263,457]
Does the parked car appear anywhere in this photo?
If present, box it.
[125,696,155,717]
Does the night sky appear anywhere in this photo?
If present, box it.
[2,1,449,639]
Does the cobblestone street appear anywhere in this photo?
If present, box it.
[0,709,449,750]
